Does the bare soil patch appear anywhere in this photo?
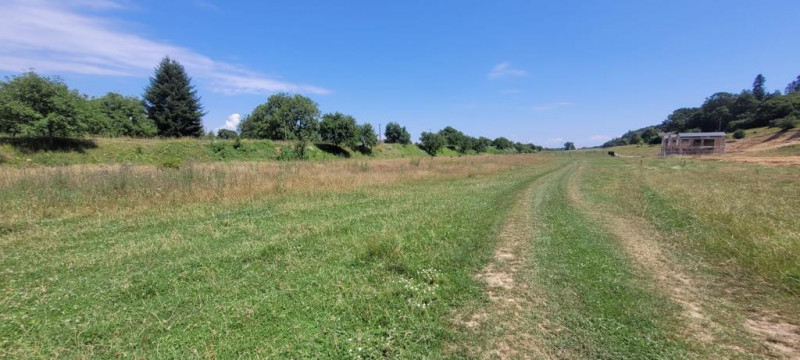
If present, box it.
[727,129,800,153]
[453,172,559,359]
[711,156,800,166]
[745,316,800,359]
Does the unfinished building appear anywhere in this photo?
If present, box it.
[660,132,726,155]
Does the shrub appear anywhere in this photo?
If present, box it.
[733,129,746,139]
[210,141,226,153]
[276,145,299,161]
[771,115,799,131]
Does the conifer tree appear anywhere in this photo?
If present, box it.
[143,57,205,137]
[752,74,766,101]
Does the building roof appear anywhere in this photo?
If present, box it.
[664,132,726,138]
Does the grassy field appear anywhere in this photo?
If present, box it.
[1,151,798,358]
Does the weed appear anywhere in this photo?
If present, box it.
[159,158,182,169]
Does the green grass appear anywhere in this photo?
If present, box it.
[2,152,798,358]
[524,166,692,358]
[0,156,561,358]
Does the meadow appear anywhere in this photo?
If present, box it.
[1,148,798,358]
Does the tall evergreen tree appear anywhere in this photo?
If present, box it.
[143,57,205,137]
[753,74,766,101]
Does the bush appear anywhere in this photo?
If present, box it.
[771,115,799,131]
[733,129,746,139]
[210,141,226,153]
[276,145,300,161]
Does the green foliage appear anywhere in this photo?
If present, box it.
[216,128,238,139]
[491,137,514,150]
[357,123,378,153]
[473,136,492,153]
[419,132,445,156]
[752,74,766,101]
[0,72,88,138]
[384,122,411,144]
[610,74,800,144]
[438,126,470,153]
[733,129,746,139]
[771,115,799,131]
[755,93,800,127]
[319,112,358,147]
[159,157,182,169]
[786,75,800,94]
[143,57,205,137]
[563,141,576,150]
[238,93,320,141]
[90,92,156,137]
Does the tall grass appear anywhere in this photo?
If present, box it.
[0,155,545,229]
[581,157,800,294]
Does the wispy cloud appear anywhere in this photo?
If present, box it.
[590,135,612,142]
[531,102,571,111]
[218,113,241,131]
[547,137,565,144]
[190,0,219,11]
[487,62,527,79]
[0,0,329,95]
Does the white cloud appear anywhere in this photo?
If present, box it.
[487,62,527,79]
[0,0,329,95]
[590,135,612,141]
[548,137,565,144]
[531,102,571,111]
[219,113,241,131]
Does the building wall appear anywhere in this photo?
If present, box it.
[661,136,725,155]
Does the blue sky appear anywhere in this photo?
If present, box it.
[2,0,798,147]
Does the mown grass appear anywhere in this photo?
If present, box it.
[0,155,560,358]
[579,157,800,318]
[525,166,693,358]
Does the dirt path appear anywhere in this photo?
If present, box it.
[711,156,800,166]
[453,168,564,359]
[567,162,800,359]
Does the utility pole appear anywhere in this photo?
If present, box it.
[378,123,382,143]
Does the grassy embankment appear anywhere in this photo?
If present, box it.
[0,137,472,167]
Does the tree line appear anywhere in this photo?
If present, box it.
[604,74,800,147]
[1,56,543,157]
[0,57,203,140]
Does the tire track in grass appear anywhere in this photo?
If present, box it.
[569,161,800,359]
[566,163,720,346]
[526,162,692,359]
[452,165,567,359]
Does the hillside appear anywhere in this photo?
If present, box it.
[599,127,800,159]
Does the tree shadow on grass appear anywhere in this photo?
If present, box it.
[0,137,98,154]
[315,143,351,158]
